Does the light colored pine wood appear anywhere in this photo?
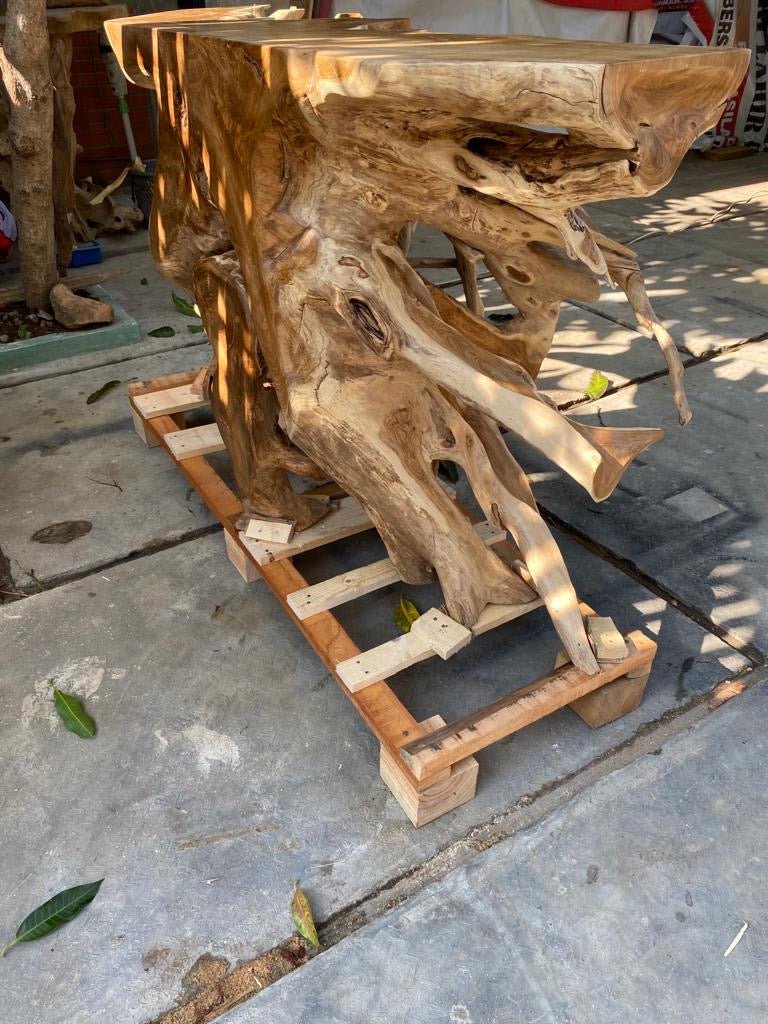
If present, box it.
[380,715,478,827]
[338,606,474,691]
[586,615,629,662]
[400,631,657,779]
[163,422,225,461]
[411,608,472,660]
[239,496,372,565]
[554,614,653,727]
[244,515,296,544]
[568,667,650,728]
[133,384,209,419]
[338,630,429,693]
[286,519,505,620]
[131,407,160,448]
[224,529,259,583]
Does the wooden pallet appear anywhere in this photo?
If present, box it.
[128,369,657,827]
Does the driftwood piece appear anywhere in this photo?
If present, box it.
[106,10,748,673]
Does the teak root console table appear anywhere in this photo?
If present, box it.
[110,7,748,825]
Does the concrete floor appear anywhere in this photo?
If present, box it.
[1,154,766,1024]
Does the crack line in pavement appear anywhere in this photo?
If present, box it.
[149,661,767,1024]
[557,329,768,411]
[0,338,210,391]
[1,525,223,603]
[539,506,765,665]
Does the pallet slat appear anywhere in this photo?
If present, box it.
[337,608,472,691]
[399,631,657,779]
[132,383,209,419]
[164,422,225,460]
[286,519,505,619]
[240,496,372,564]
[337,591,544,692]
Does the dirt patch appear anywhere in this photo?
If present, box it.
[0,303,62,342]
[30,520,93,544]
[0,294,108,342]
[152,938,311,1024]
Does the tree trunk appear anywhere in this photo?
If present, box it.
[0,0,56,309]
[50,33,76,277]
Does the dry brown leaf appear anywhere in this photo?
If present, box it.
[708,679,746,711]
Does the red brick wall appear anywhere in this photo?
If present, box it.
[71,31,157,183]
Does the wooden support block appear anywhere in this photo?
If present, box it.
[286,519,506,620]
[132,383,209,419]
[400,630,658,779]
[586,615,628,662]
[380,716,478,827]
[224,530,259,583]
[164,422,225,461]
[244,515,296,544]
[240,496,372,565]
[568,641,655,728]
[131,407,161,448]
[411,608,472,659]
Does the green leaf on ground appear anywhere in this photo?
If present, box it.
[187,323,205,334]
[171,292,200,318]
[290,882,319,948]
[0,879,103,957]
[53,688,96,738]
[86,379,121,405]
[438,460,459,484]
[394,595,421,634]
[584,369,612,402]
[16,323,29,340]
[148,326,176,338]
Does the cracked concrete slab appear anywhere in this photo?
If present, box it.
[0,346,214,589]
[519,339,768,655]
[571,235,768,357]
[228,679,768,1024]
[445,279,668,406]
[0,518,746,1024]
[596,152,768,227]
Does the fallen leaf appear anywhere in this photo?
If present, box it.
[171,292,200,318]
[584,369,612,402]
[0,880,103,957]
[148,326,176,338]
[290,882,319,948]
[140,278,148,286]
[187,323,205,334]
[394,595,421,634]
[31,520,92,545]
[86,379,121,405]
[17,323,29,340]
[708,679,746,710]
[53,688,96,738]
